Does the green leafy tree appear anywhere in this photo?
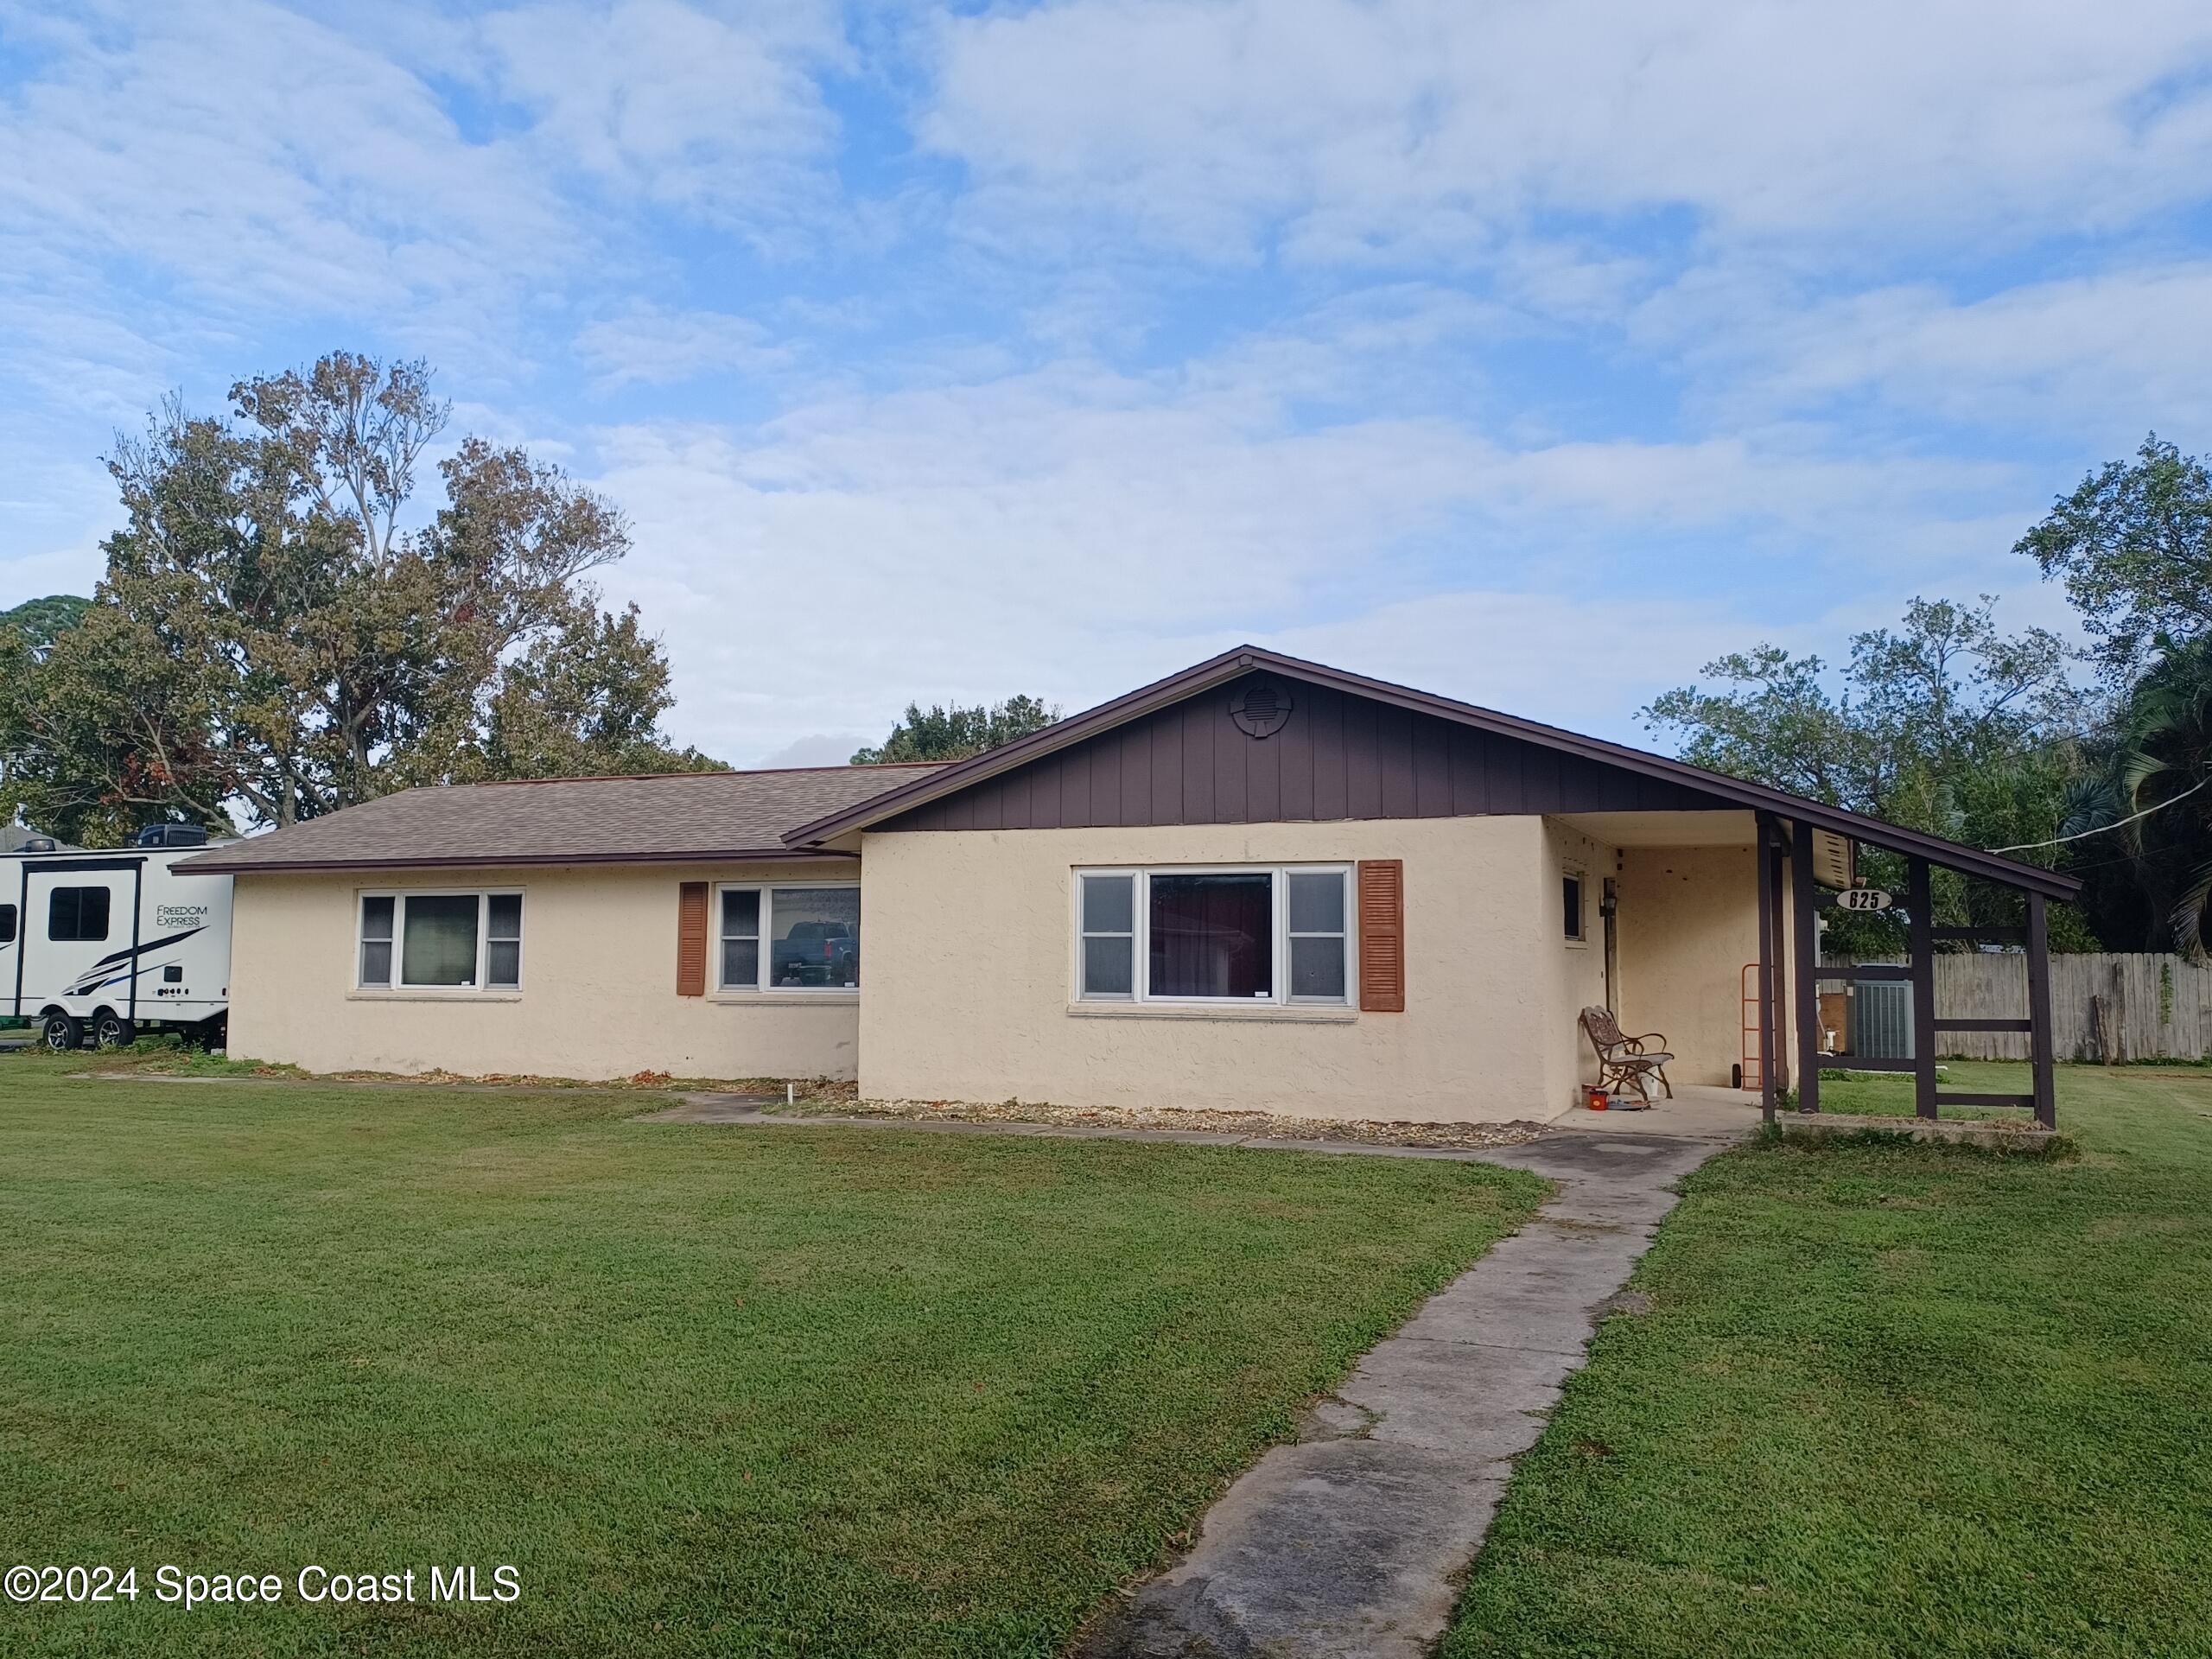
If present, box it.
[0,594,90,654]
[2063,635,2212,956]
[2016,434,2212,681]
[0,594,91,836]
[454,601,723,784]
[852,696,1060,765]
[0,353,719,845]
[1642,596,2094,950]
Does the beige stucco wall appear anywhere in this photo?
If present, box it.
[226,861,863,1080]
[1615,842,1803,1090]
[858,818,1586,1123]
[1616,844,1757,1087]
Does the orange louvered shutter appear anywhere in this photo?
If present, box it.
[1357,860,1405,1013]
[677,881,709,997]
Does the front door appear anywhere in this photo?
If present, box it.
[1601,876,1619,1012]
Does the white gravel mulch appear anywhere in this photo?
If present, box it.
[778,1090,1546,1149]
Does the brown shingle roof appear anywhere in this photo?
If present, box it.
[175,766,946,875]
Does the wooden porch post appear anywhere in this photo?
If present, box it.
[1770,823,1787,1106]
[1790,821,1821,1115]
[1757,815,1777,1124]
[2027,892,2057,1129]
[1909,857,1938,1120]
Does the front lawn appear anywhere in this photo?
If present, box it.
[0,1071,1543,1657]
[1446,1062,2212,1657]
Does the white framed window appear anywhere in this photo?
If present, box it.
[1562,870,1587,944]
[1073,865,1355,1006]
[356,890,524,991]
[720,887,761,989]
[715,882,860,993]
[1078,871,1138,998]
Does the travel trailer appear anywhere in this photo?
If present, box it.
[4,826,235,1052]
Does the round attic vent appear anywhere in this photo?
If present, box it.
[1228,678,1294,739]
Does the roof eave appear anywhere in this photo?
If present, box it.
[175,846,861,876]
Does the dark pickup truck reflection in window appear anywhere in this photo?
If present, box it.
[770,888,861,988]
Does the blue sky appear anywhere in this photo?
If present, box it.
[5,1,2211,767]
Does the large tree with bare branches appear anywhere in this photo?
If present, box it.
[0,353,717,843]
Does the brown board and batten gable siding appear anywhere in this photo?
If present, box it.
[876,671,1731,832]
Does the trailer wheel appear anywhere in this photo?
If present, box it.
[92,1011,137,1050]
[41,1012,84,1052]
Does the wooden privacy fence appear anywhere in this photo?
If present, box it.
[1827,953,2212,1063]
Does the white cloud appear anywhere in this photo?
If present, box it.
[479,0,847,238]
[0,1,570,324]
[1648,262,2212,436]
[1267,590,1789,741]
[575,303,791,387]
[0,0,2172,772]
[0,533,105,613]
[585,338,2023,765]
[921,0,2212,264]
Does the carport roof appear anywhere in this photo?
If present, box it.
[783,645,2082,900]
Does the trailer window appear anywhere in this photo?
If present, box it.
[0,903,15,944]
[48,887,111,943]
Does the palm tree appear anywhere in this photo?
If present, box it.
[2082,635,2212,956]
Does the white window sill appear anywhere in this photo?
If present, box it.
[1067,1001,1357,1025]
[347,989,523,1003]
[709,990,861,1005]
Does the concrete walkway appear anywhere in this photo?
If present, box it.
[645,1092,1746,1658]
[1076,1127,1735,1659]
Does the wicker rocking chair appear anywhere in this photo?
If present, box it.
[1580,1006,1675,1103]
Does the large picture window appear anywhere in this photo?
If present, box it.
[357,891,523,991]
[1151,874,1272,998]
[1075,866,1353,1006]
[716,884,860,992]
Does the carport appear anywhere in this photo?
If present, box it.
[1748,812,2080,1128]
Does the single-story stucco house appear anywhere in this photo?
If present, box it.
[178,646,2077,1125]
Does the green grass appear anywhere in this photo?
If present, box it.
[1446,1063,2212,1658]
[0,1069,1541,1657]
[1811,1065,2034,1124]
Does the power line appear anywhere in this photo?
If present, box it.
[1988,772,2212,854]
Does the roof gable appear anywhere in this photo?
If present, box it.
[877,667,1732,833]
[784,645,2080,899]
